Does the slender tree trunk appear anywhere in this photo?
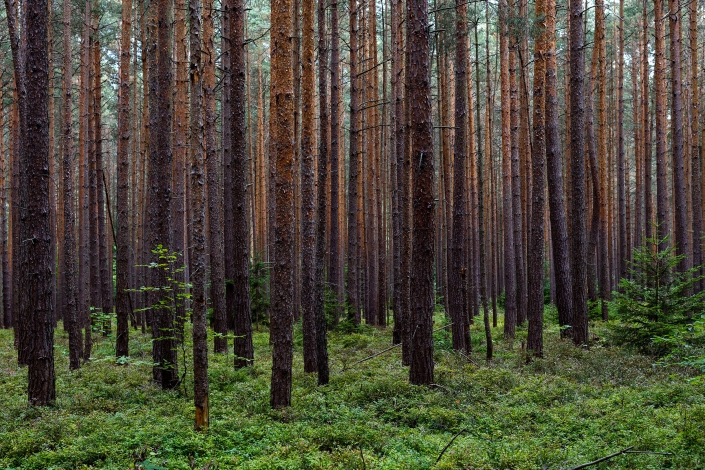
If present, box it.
[231,0,254,369]
[300,0,317,372]
[544,0,572,336]
[347,0,361,325]
[148,0,177,388]
[654,0,669,249]
[527,0,547,358]
[314,0,330,385]
[449,0,468,352]
[116,0,133,358]
[669,0,688,269]
[569,0,588,346]
[22,0,55,405]
[328,0,342,322]
[690,0,703,291]
[204,0,226,353]
[500,0,516,339]
[189,0,209,430]
[642,8,652,243]
[270,0,296,407]
[408,0,435,386]
[616,0,626,281]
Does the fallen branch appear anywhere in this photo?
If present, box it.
[435,427,467,464]
[624,450,673,456]
[570,446,635,470]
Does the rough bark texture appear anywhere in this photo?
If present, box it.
[315,0,330,385]
[527,0,547,358]
[449,0,468,352]
[544,0,572,336]
[654,0,669,249]
[148,0,177,388]
[500,0,516,339]
[270,0,296,407]
[407,0,435,386]
[328,0,342,322]
[669,0,688,270]
[300,0,317,372]
[690,0,703,291]
[189,0,209,430]
[616,0,626,282]
[569,0,588,346]
[347,0,361,326]
[204,0,227,353]
[116,0,133,358]
[22,0,56,405]
[231,0,254,369]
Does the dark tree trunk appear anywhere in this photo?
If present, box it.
[407,0,435,386]
[616,0,626,282]
[300,0,317,372]
[204,0,226,353]
[654,0,669,250]
[148,0,177,389]
[449,0,468,352]
[314,0,330,385]
[231,0,254,369]
[544,0,572,336]
[116,0,132,358]
[569,0,588,346]
[689,0,703,291]
[22,0,56,405]
[669,0,688,270]
[270,0,296,407]
[347,0,361,326]
[189,0,209,430]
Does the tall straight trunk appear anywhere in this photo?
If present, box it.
[0,92,10,330]
[314,0,330,385]
[300,0,317,372]
[527,0,548,358]
[148,0,177,388]
[449,0,468,352]
[474,18,492,360]
[408,0,435,385]
[690,0,703,291]
[88,27,101,340]
[231,0,254,369]
[204,0,226,353]
[93,33,112,333]
[544,0,572,336]
[79,0,92,359]
[595,0,609,320]
[642,9,652,243]
[509,2,526,327]
[116,0,132,358]
[347,0,361,325]
[669,0,688,269]
[568,0,588,346]
[616,0,626,281]
[189,0,209,430]
[654,0,669,249]
[500,0,516,339]
[329,0,342,321]
[270,0,296,407]
[172,0,188,334]
[391,0,405,346]
[223,0,235,333]
[22,0,55,405]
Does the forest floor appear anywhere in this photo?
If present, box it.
[1,307,704,470]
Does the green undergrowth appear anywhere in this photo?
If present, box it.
[1,311,704,469]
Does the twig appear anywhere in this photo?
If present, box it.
[435,427,467,464]
[570,446,635,470]
[624,450,673,456]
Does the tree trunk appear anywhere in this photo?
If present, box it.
[328,0,342,323]
[690,0,703,291]
[188,0,209,430]
[22,0,56,405]
[231,0,254,369]
[408,0,435,386]
[654,0,669,249]
[347,0,361,325]
[116,0,133,358]
[568,0,588,346]
[314,0,330,385]
[148,0,177,388]
[270,0,296,407]
[449,0,468,352]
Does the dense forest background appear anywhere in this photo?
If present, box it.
[1,0,705,465]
